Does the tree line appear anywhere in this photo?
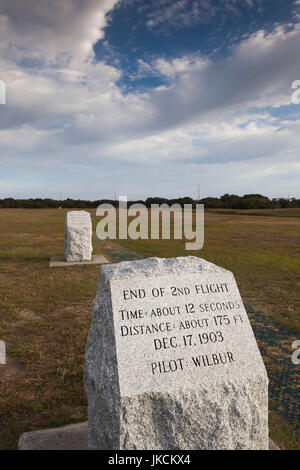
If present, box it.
[0,194,299,209]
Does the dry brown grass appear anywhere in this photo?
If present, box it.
[0,209,105,449]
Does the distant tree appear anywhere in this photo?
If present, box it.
[0,194,299,209]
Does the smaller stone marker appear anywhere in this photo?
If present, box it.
[64,211,93,262]
[0,340,6,365]
[49,210,108,267]
[85,256,269,450]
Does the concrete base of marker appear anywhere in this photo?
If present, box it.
[49,254,109,267]
[18,422,88,450]
[18,422,280,450]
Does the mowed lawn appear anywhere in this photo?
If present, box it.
[0,208,299,449]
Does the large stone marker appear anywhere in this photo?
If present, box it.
[85,256,269,450]
[64,211,93,262]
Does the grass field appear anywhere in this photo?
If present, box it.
[208,208,300,218]
[0,208,299,449]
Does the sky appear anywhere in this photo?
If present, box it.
[0,0,299,200]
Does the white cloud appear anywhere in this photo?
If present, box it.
[144,0,263,31]
[154,56,208,78]
[136,55,209,80]
[148,22,300,132]
[0,0,119,65]
[0,1,300,199]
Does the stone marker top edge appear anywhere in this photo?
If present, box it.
[66,210,91,219]
[99,256,231,283]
